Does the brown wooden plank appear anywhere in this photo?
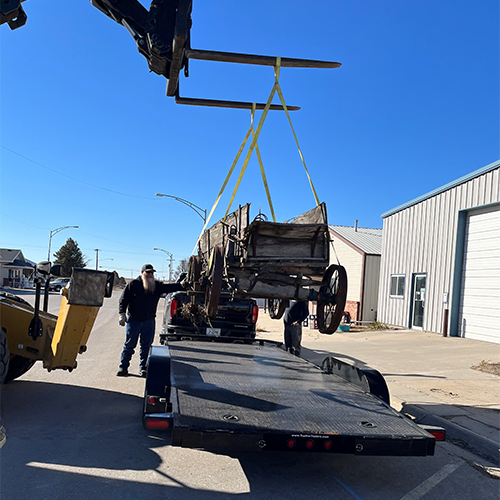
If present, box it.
[235,278,315,301]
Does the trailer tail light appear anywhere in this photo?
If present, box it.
[419,424,446,441]
[429,430,446,441]
[305,439,315,450]
[170,299,178,318]
[144,418,171,430]
[286,439,296,449]
[251,305,259,324]
[323,440,333,450]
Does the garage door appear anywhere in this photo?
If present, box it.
[459,205,500,343]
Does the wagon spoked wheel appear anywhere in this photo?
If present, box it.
[317,265,348,334]
[188,255,201,284]
[205,245,223,318]
[268,298,289,320]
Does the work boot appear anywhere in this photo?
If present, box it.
[116,367,128,377]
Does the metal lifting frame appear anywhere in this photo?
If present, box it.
[3,0,341,109]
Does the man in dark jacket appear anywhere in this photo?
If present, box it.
[283,300,309,357]
[117,264,183,377]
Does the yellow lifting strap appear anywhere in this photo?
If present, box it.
[192,56,321,254]
[252,106,277,223]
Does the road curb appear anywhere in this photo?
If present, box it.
[402,403,500,466]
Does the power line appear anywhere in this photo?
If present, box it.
[0,211,49,230]
[1,146,153,200]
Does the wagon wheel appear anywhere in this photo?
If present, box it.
[317,265,348,334]
[187,255,201,284]
[205,245,224,318]
[268,298,289,320]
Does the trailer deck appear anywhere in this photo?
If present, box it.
[151,338,436,456]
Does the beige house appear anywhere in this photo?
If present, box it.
[329,225,382,323]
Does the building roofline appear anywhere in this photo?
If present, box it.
[329,227,365,256]
[381,159,500,219]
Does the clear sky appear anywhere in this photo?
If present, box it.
[1,1,498,280]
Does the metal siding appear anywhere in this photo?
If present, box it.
[459,205,500,343]
[329,238,363,303]
[362,255,381,322]
[379,167,500,334]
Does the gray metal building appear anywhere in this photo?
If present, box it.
[378,160,500,343]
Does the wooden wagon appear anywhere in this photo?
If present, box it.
[186,203,347,334]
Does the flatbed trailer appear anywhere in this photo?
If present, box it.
[143,335,442,456]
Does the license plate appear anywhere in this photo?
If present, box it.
[206,328,221,337]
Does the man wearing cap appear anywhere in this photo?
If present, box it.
[117,264,183,377]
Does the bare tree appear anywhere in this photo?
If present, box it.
[172,257,189,282]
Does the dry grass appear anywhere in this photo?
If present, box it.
[471,360,500,376]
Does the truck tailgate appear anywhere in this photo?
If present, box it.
[167,340,436,455]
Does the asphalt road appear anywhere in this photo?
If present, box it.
[1,290,498,500]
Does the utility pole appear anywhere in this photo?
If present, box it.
[94,249,99,270]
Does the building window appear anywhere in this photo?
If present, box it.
[390,275,405,298]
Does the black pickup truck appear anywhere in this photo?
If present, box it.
[161,291,259,340]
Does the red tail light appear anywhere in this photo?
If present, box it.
[170,299,178,318]
[251,305,259,324]
[145,419,170,430]
[305,439,315,450]
[429,430,446,441]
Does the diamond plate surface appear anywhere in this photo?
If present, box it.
[168,341,430,438]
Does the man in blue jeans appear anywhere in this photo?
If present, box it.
[117,264,183,377]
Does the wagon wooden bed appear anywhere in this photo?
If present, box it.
[186,203,347,334]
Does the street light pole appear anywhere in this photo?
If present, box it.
[153,247,174,282]
[99,258,114,270]
[47,225,79,261]
[155,193,207,223]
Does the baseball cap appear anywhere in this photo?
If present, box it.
[141,264,156,273]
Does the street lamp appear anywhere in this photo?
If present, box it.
[99,258,114,270]
[153,247,173,282]
[47,225,79,261]
[155,193,207,223]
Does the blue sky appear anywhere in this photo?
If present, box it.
[1,1,498,279]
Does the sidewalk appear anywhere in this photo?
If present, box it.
[256,312,500,466]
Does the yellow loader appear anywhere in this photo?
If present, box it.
[0,263,113,384]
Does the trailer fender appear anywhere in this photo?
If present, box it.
[146,345,171,401]
[321,356,390,405]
